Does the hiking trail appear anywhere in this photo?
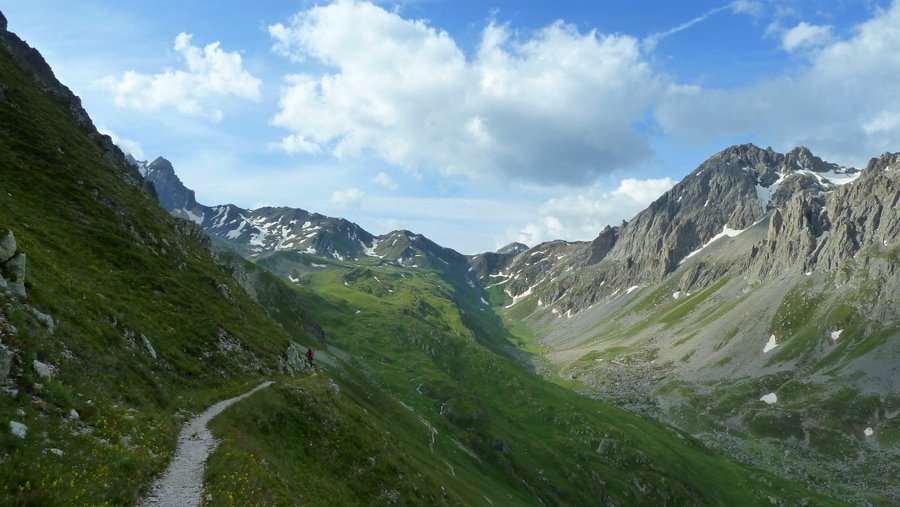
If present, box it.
[140,381,273,506]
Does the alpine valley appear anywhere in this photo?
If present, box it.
[1,8,898,507]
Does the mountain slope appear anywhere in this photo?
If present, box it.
[484,145,898,503]
[0,14,315,504]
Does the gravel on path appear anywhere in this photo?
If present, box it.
[141,381,274,506]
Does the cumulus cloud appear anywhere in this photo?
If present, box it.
[268,0,664,185]
[98,125,145,160]
[780,21,833,52]
[509,177,675,246]
[99,33,261,120]
[657,2,900,167]
[331,187,365,207]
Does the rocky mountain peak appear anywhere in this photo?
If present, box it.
[147,156,176,175]
[0,11,7,32]
[497,242,528,255]
[141,156,197,213]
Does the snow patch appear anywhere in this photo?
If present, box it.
[681,225,747,263]
[672,291,681,300]
[362,239,382,257]
[505,285,534,308]
[225,219,249,239]
[760,393,777,405]
[763,335,778,353]
[626,285,640,295]
[864,427,874,437]
[249,228,269,247]
[756,172,785,209]
[830,329,844,342]
[799,168,861,186]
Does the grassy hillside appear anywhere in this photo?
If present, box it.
[204,257,840,505]
[0,32,305,504]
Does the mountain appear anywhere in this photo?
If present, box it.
[490,144,869,312]
[136,156,377,260]
[1,11,848,506]
[481,144,899,502]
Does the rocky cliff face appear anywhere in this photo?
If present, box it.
[746,152,899,319]
[138,157,200,213]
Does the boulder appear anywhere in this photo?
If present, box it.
[141,335,157,360]
[31,309,55,334]
[9,421,27,439]
[1,252,26,297]
[0,229,15,262]
[32,359,54,379]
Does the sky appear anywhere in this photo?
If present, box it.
[1,0,898,253]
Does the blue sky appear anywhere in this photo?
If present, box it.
[1,0,897,253]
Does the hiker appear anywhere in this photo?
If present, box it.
[306,347,315,367]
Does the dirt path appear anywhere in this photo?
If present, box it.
[141,381,273,506]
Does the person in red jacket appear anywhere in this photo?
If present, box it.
[306,347,315,368]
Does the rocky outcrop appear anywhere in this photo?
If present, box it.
[469,244,528,280]
[744,152,899,318]
[139,157,201,213]
[0,228,25,297]
[280,342,312,375]
[587,225,619,265]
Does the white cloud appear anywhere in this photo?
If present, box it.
[99,33,261,120]
[97,125,145,160]
[730,0,764,17]
[373,171,398,190]
[657,2,900,167]
[269,0,664,185]
[780,21,833,52]
[331,187,365,207]
[509,177,675,247]
[274,134,322,155]
[643,4,732,51]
